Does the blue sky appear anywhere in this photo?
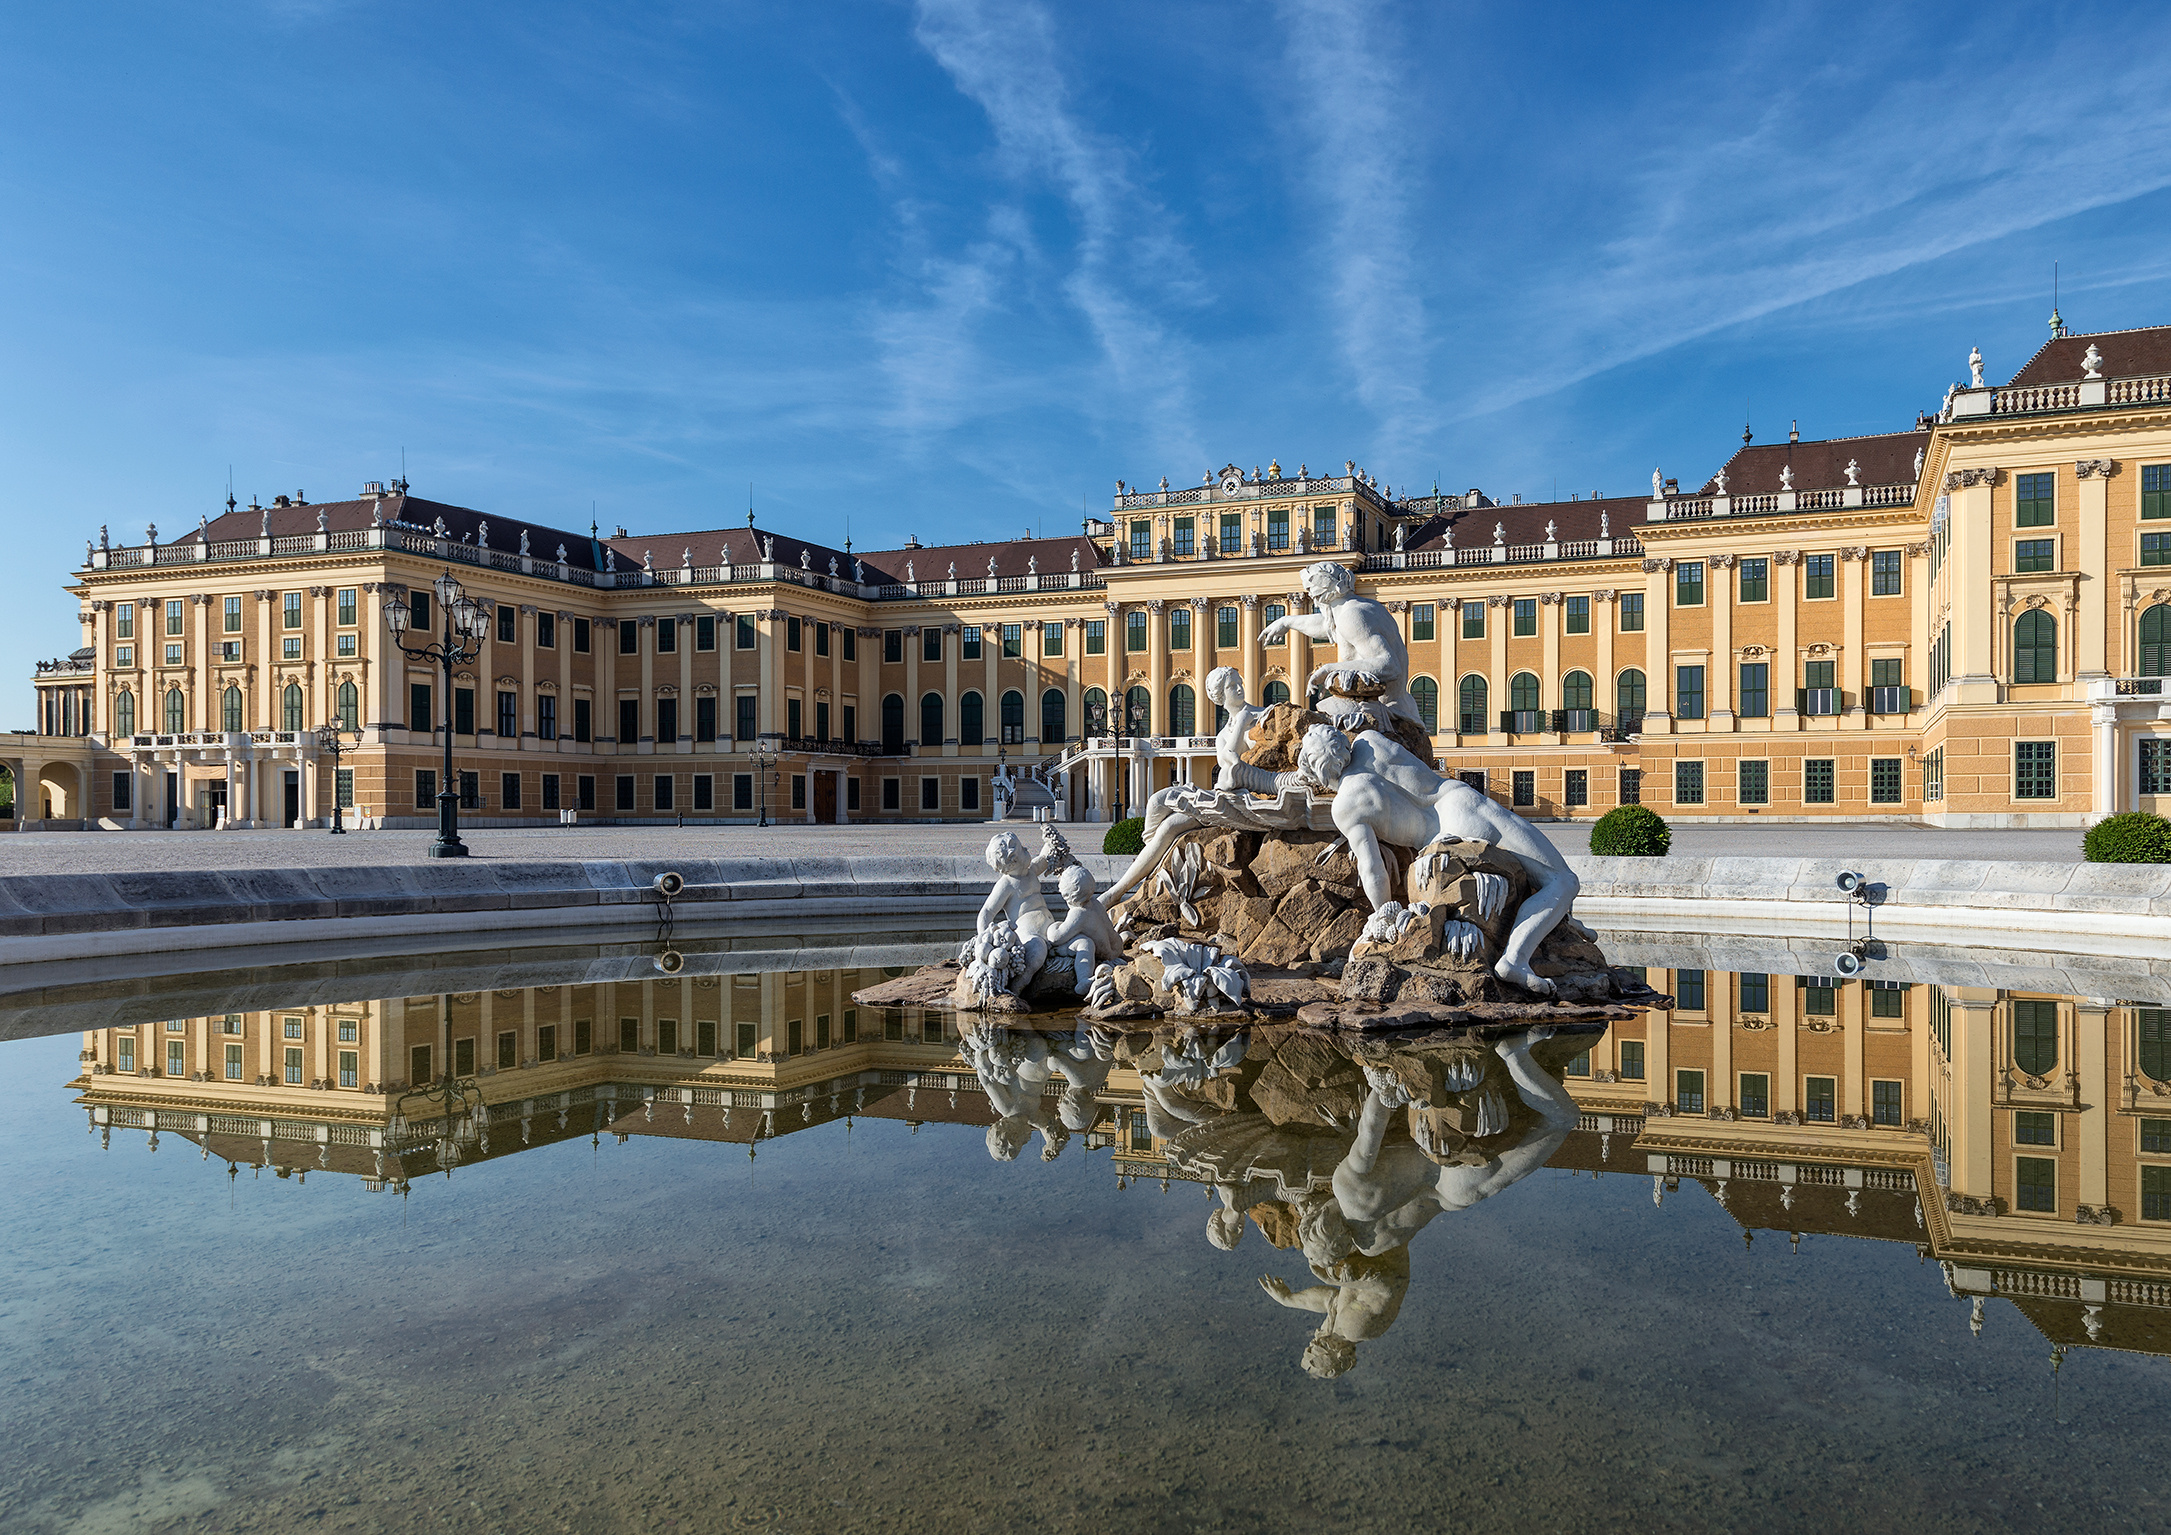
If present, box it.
[7,1,2171,714]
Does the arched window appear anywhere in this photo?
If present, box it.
[1410,677,1438,733]
[1263,680,1290,708]
[1123,684,1151,736]
[114,690,135,738]
[282,683,304,732]
[1083,687,1108,737]
[2013,610,2057,683]
[2013,999,2058,1076]
[1510,672,1541,710]
[1617,668,1647,718]
[1041,688,1066,743]
[881,693,905,754]
[920,692,945,747]
[1561,670,1593,710]
[1001,689,1025,744]
[1457,674,1487,733]
[2139,603,2169,676]
[221,685,244,733]
[960,690,984,745]
[1169,683,1196,736]
[336,680,358,732]
[164,688,186,734]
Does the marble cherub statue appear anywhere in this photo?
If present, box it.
[1295,724,1579,994]
[959,826,1070,1000]
[1044,863,1124,995]
[1257,561,1425,731]
[1204,666,1272,792]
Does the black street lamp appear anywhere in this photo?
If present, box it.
[314,724,358,834]
[385,568,488,858]
[386,992,485,1179]
[752,733,781,826]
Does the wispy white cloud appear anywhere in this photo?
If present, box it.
[1275,0,1431,464]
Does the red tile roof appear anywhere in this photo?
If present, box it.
[2007,324,2171,387]
[1402,494,1643,552]
[1697,430,1928,496]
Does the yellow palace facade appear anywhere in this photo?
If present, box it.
[36,320,2171,830]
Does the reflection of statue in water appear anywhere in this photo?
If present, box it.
[961,1020,1117,1158]
[1257,561,1424,730]
[1298,726,1579,994]
[1256,1027,1577,1376]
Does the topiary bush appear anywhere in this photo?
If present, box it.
[1103,816,1145,856]
[2083,811,2171,863]
[1590,805,1672,857]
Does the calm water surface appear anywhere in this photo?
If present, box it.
[2,939,2167,1535]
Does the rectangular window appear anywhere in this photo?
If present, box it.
[619,1018,640,1054]
[1738,558,1768,603]
[166,1040,184,1077]
[497,1030,517,1070]
[116,1036,136,1073]
[961,776,980,812]
[1564,769,1588,807]
[1268,507,1289,550]
[542,774,560,811]
[656,1019,679,1056]
[1168,608,1192,651]
[2017,1155,2057,1212]
[1565,1049,1591,1077]
[1618,767,1641,805]
[574,617,591,653]
[692,773,713,811]
[1674,968,1706,1010]
[459,770,479,809]
[116,603,135,639]
[1804,1075,1836,1123]
[1801,975,1837,1016]
[1675,665,1705,720]
[1130,520,1152,561]
[615,774,635,812]
[847,776,860,810]
[923,626,942,662]
[410,1043,433,1084]
[1619,1040,1645,1081]
[336,633,355,658]
[536,1024,556,1063]
[1675,1069,1706,1114]
[496,690,517,738]
[224,595,243,633]
[573,697,592,742]
[1869,981,1907,1018]
[1869,1080,1903,1126]
[1172,516,1194,556]
[1675,562,1705,607]
[735,695,756,741]
[1870,757,1903,804]
[2141,463,2171,521]
[1804,759,1835,804]
[658,697,679,742]
[448,687,473,736]
[1125,611,1147,652]
[1511,770,1534,807]
[2145,740,2170,797]
[881,777,900,811]
[783,697,798,739]
[1411,604,1435,642]
[1313,506,1336,547]
[501,772,521,810]
[1674,760,1704,805]
[225,1042,243,1080]
[658,617,677,654]
[2015,1110,2056,1146]
[334,587,356,626]
[496,605,516,644]
[2144,1165,2171,1222]
[1564,595,1589,634]
[1729,758,1764,807]
[113,772,132,812]
[284,1046,303,1085]
[1213,512,1238,554]
[538,694,558,741]
[1871,549,1903,595]
[1462,602,1485,639]
[991,623,1015,659]
[1216,606,1240,647]
[787,1019,804,1056]
[2015,741,2056,800]
[1042,622,1062,656]
[2014,538,2054,573]
[619,698,639,743]
[1740,1073,1770,1118]
[537,611,556,648]
[741,616,761,650]
[1619,593,1644,632]
[2143,531,2171,566]
[415,769,437,808]
[578,775,596,811]
[1512,598,1536,636]
[1804,553,1835,600]
[1085,619,1105,655]
[618,619,638,655]
[733,773,753,810]
[1738,662,1769,718]
[281,635,300,660]
[167,599,186,636]
[2140,1118,2171,1154]
[694,614,715,651]
[733,1021,756,1059]
[2015,470,2055,527]
[654,774,673,811]
[920,776,939,811]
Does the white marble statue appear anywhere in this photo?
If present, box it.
[1779,464,1794,491]
[1968,344,1985,388]
[2083,343,2104,380]
[1044,863,1124,994]
[1295,724,1579,994]
[1258,561,1425,731]
[519,528,531,555]
[1204,666,1271,791]
[957,827,1064,1002]
[1651,466,1663,499]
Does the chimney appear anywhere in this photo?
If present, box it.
[361,481,385,499]
[1788,421,1799,443]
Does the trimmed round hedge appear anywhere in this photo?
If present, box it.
[2082,811,2171,864]
[1590,805,1672,857]
[1103,816,1145,856]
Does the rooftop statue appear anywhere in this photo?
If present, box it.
[1969,344,1985,388]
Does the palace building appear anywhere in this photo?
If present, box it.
[36,319,2171,830]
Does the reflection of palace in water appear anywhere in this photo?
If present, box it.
[73,966,2171,1360]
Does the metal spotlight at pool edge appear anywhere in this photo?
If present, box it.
[1833,870,1873,975]
[653,871,685,899]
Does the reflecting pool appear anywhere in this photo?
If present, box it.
[5,939,2170,1532]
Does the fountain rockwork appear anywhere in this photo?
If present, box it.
[855,567,1667,1034]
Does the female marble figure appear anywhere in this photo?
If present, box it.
[1258,562,1424,730]
[1204,667,1270,790]
[1297,725,1578,995]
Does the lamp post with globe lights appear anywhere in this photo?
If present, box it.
[313,724,358,833]
[385,569,488,858]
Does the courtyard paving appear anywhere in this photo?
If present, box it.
[0,818,2087,875]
